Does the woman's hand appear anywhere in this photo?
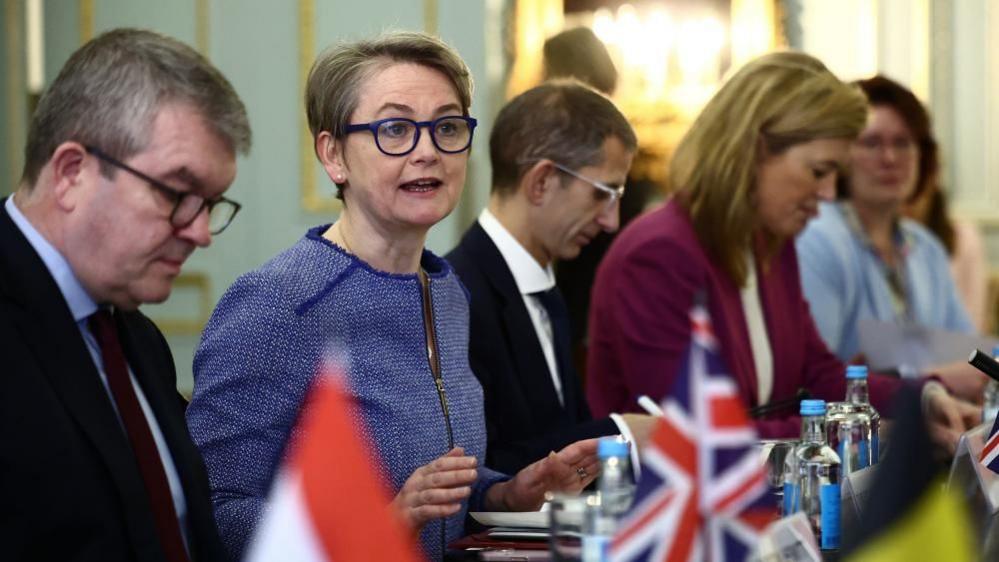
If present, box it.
[484,438,601,512]
[923,384,981,457]
[391,447,478,531]
[928,361,989,404]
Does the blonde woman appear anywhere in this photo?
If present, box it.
[585,52,977,453]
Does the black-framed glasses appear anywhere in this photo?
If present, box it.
[345,115,477,156]
[85,146,241,235]
[547,161,625,212]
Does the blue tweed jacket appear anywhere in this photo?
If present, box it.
[186,226,506,560]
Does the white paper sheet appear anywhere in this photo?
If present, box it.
[857,318,999,373]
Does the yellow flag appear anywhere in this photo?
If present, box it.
[847,477,975,562]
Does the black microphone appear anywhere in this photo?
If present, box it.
[968,349,999,383]
[749,388,810,419]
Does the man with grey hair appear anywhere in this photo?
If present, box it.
[1,28,250,562]
[446,81,656,475]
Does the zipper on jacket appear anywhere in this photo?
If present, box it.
[419,268,454,449]
[419,268,455,559]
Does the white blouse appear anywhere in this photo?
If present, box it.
[741,254,774,405]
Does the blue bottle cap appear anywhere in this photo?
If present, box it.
[992,345,999,358]
[598,437,629,459]
[800,399,826,416]
[845,365,869,379]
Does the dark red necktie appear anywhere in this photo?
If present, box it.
[89,310,191,562]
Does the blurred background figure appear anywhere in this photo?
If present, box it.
[585,52,977,452]
[796,75,986,402]
[544,27,658,379]
[905,169,989,333]
[542,26,619,94]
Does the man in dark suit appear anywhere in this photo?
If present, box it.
[447,81,656,475]
[0,29,251,561]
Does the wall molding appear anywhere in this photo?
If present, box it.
[5,0,25,189]
[424,0,437,35]
[986,0,998,216]
[79,0,93,43]
[79,0,210,54]
[149,271,213,335]
[947,0,998,221]
[196,0,209,55]
[296,0,338,213]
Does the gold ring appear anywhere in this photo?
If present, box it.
[576,467,588,481]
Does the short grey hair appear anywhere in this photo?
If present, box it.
[489,80,636,195]
[305,31,473,199]
[21,28,251,187]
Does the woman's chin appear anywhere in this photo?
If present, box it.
[762,216,810,241]
[399,207,455,231]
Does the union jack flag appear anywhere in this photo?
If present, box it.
[979,415,999,473]
[610,302,775,562]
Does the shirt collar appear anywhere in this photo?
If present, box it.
[478,208,555,295]
[5,196,98,322]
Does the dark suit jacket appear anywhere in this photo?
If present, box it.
[446,221,617,474]
[0,199,228,562]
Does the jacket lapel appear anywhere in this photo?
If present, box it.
[116,311,202,504]
[0,203,165,559]
[464,223,568,416]
[117,311,221,558]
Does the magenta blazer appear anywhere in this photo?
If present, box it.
[586,199,905,437]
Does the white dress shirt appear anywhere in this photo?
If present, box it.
[5,196,190,546]
[478,209,565,405]
[477,209,640,474]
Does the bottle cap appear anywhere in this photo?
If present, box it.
[845,365,869,380]
[992,345,999,358]
[597,437,629,459]
[800,399,826,416]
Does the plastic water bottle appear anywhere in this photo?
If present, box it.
[845,365,880,463]
[781,447,798,517]
[581,494,614,562]
[581,438,636,562]
[984,346,999,424]
[826,365,879,473]
[596,437,635,517]
[785,400,842,550]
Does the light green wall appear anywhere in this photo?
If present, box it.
[43,0,78,84]
[36,0,505,393]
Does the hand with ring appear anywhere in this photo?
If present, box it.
[483,438,600,512]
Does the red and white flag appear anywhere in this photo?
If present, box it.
[246,356,423,562]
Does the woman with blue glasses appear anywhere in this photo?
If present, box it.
[185,31,599,561]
